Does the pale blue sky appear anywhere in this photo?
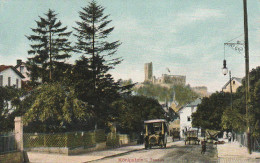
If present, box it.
[0,0,259,92]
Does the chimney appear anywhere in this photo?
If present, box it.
[17,59,22,65]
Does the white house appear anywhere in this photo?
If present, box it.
[0,65,25,88]
[178,98,201,138]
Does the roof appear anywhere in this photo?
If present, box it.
[0,65,12,72]
[178,98,202,112]
[222,77,242,89]
[0,65,25,78]
[144,119,167,123]
[186,98,202,107]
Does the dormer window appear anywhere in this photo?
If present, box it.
[20,66,24,74]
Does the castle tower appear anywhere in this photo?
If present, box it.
[144,62,153,81]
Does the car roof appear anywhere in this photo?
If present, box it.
[144,119,167,123]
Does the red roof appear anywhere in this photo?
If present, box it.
[0,65,12,72]
[0,65,25,78]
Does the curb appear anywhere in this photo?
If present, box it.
[84,148,144,163]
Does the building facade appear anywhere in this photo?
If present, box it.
[222,77,242,93]
[0,65,24,88]
[178,98,201,138]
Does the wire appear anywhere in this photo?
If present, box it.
[227,34,244,43]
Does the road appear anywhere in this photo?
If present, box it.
[91,139,218,163]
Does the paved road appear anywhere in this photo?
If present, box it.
[91,140,218,163]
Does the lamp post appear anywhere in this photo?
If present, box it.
[222,64,233,110]
[222,0,251,153]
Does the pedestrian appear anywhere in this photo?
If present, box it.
[201,140,206,154]
[228,132,232,143]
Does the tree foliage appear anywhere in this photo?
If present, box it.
[193,66,260,136]
[221,67,260,136]
[0,87,22,132]
[74,1,121,87]
[72,1,127,127]
[110,96,165,134]
[134,83,198,105]
[26,9,73,83]
[23,83,92,133]
[192,92,231,130]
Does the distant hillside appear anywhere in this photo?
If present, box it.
[134,83,199,106]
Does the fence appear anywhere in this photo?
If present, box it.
[24,129,106,149]
[236,132,260,152]
[0,133,17,154]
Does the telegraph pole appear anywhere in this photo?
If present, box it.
[243,0,251,154]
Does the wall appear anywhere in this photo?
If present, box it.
[222,79,242,93]
[0,151,23,163]
[179,106,197,138]
[0,68,22,88]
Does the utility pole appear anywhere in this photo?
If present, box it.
[243,0,251,154]
[229,71,233,110]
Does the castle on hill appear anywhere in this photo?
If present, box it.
[144,62,186,86]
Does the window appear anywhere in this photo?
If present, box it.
[187,116,191,121]
[0,75,3,86]
[20,66,24,74]
[8,77,11,86]
[233,81,235,84]
[16,79,19,88]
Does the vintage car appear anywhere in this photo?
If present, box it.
[144,119,168,149]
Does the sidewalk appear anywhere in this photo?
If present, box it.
[27,137,175,163]
[27,145,144,163]
[217,141,260,160]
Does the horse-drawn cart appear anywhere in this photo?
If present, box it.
[185,130,200,145]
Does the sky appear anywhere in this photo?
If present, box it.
[0,0,259,92]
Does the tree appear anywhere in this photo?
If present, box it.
[74,0,122,91]
[73,1,124,127]
[192,92,231,130]
[222,67,260,136]
[23,83,92,133]
[134,83,198,106]
[0,87,22,132]
[110,96,165,134]
[26,9,73,83]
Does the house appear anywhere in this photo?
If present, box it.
[15,59,30,81]
[178,98,201,138]
[222,77,242,93]
[0,65,25,88]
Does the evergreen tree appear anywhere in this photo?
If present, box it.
[73,1,123,126]
[74,0,122,91]
[26,9,72,83]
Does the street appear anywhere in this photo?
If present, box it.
[91,139,218,163]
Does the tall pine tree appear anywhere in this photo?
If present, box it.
[26,9,72,83]
[73,1,122,127]
[74,1,122,90]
